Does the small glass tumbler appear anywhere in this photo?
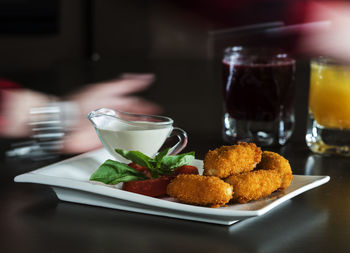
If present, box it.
[222,47,296,146]
[306,57,350,156]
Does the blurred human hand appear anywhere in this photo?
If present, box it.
[298,1,350,63]
[62,73,162,153]
[0,73,162,155]
[0,88,52,138]
[65,73,161,116]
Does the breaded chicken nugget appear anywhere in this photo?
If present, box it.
[203,142,262,178]
[225,170,282,203]
[166,174,233,207]
[256,151,293,190]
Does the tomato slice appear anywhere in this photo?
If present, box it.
[123,164,199,197]
[122,176,171,197]
[174,165,199,176]
[128,162,150,177]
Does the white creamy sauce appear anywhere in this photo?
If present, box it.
[97,120,172,158]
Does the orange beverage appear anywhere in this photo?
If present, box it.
[306,57,350,156]
[309,61,350,129]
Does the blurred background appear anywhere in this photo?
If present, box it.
[0,0,347,160]
[0,0,311,83]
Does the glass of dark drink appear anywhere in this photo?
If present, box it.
[222,46,296,146]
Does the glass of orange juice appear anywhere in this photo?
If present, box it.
[306,57,350,155]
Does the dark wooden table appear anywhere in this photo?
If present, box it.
[1,58,350,253]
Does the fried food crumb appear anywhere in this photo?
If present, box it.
[257,151,293,190]
[225,170,282,204]
[203,142,262,178]
[166,174,233,207]
[168,145,293,207]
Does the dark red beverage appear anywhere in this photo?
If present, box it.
[222,47,296,146]
[222,59,295,121]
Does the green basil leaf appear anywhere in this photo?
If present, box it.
[110,174,146,185]
[115,149,153,169]
[161,152,195,170]
[154,148,170,168]
[90,159,148,185]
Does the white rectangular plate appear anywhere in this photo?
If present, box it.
[14,148,330,225]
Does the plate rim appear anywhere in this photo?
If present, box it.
[14,148,330,219]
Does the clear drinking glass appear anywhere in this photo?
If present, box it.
[222,46,296,146]
[306,57,350,156]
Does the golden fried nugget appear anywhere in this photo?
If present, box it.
[203,142,262,178]
[225,170,282,203]
[166,174,233,208]
[256,151,293,190]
